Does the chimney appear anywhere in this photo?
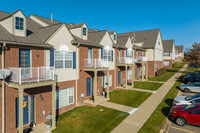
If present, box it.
[51,13,53,22]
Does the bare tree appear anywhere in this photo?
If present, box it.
[187,42,200,69]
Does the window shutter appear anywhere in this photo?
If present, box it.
[169,52,170,56]
[111,50,113,62]
[50,49,54,67]
[101,48,103,59]
[73,52,76,69]
[126,50,127,57]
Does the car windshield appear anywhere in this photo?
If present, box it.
[185,94,200,101]
[183,104,197,111]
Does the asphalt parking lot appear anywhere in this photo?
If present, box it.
[168,92,200,133]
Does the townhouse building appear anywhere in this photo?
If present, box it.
[163,40,176,68]
[118,29,163,76]
[175,45,184,62]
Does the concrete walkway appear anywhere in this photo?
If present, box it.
[111,64,187,133]
[136,80,165,83]
[128,87,156,93]
[100,102,135,113]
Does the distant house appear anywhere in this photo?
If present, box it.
[175,45,184,62]
[163,40,176,68]
[118,29,164,76]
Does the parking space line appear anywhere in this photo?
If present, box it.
[171,126,195,133]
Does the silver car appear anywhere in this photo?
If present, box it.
[173,94,200,106]
[179,82,200,93]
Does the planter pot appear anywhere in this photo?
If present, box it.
[46,124,51,128]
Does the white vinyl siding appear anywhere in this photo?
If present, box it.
[55,51,72,69]
[56,87,74,109]
[163,61,170,66]
[102,75,112,88]
[127,70,132,80]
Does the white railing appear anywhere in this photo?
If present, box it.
[117,57,134,64]
[134,56,147,62]
[9,66,54,84]
[84,59,109,69]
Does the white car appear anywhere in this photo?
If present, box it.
[173,94,200,106]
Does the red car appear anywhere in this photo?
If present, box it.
[169,103,200,126]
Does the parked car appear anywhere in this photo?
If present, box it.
[179,82,200,93]
[183,76,200,84]
[173,94,200,106]
[169,103,200,126]
[194,70,200,74]
[184,73,200,78]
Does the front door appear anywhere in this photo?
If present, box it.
[118,71,121,85]
[16,95,35,127]
[86,78,92,97]
[19,49,30,77]
[136,68,138,78]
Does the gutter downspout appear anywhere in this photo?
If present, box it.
[2,42,6,133]
[75,43,80,106]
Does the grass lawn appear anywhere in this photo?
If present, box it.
[138,65,191,133]
[134,81,163,91]
[52,105,129,133]
[109,90,152,108]
[148,62,185,82]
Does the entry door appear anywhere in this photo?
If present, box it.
[16,96,29,127]
[88,48,92,67]
[16,95,35,127]
[19,49,30,77]
[118,71,121,84]
[86,78,92,97]
[136,68,138,78]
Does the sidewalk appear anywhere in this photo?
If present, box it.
[111,64,187,133]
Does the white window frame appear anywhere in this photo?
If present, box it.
[83,27,87,36]
[15,17,24,30]
[56,87,74,109]
[155,64,158,71]
[55,50,73,69]
[114,34,117,41]
[163,61,170,66]
[163,52,170,57]
[102,75,112,88]
[103,49,112,61]
[127,50,132,58]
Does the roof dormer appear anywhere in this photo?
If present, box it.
[109,31,117,44]
[69,23,88,40]
[0,10,27,37]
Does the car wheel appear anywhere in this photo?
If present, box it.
[184,88,190,93]
[176,117,186,126]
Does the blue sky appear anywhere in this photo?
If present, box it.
[2,0,200,50]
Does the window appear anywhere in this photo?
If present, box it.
[127,50,132,58]
[158,38,161,45]
[163,61,170,66]
[127,70,132,80]
[103,49,112,61]
[114,34,116,41]
[192,109,200,114]
[102,75,112,88]
[56,87,74,109]
[155,64,158,71]
[55,51,72,69]
[15,17,24,30]
[163,52,170,56]
[141,51,144,56]
[83,27,87,36]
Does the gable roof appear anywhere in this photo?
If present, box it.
[163,40,174,52]
[118,29,160,49]
[115,36,129,49]
[66,23,86,29]
[175,45,184,53]
[109,31,115,35]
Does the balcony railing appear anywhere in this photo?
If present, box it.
[134,56,147,62]
[9,66,54,84]
[117,57,134,64]
[84,59,109,69]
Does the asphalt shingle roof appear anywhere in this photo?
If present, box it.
[175,46,184,53]
[118,29,160,49]
[31,14,61,25]
[163,40,174,52]
[116,36,129,49]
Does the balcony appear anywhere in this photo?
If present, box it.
[84,59,109,69]
[117,57,134,65]
[9,66,54,84]
[134,56,147,63]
